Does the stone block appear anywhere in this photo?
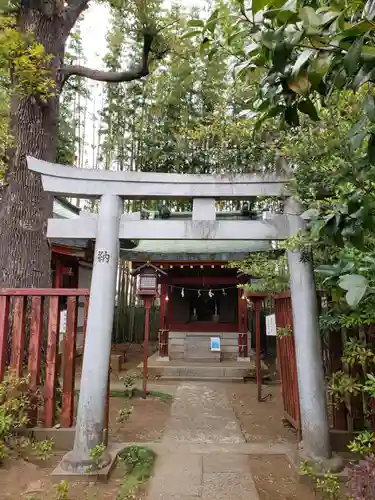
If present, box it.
[202,472,260,500]
[203,454,250,473]
[110,354,122,372]
[147,453,203,497]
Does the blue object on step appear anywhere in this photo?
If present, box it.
[210,336,221,351]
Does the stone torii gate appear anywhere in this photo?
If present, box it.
[28,157,331,471]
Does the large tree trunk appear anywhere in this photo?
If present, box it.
[0,8,67,288]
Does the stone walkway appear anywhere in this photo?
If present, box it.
[146,382,272,500]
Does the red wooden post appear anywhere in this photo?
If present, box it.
[160,283,166,331]
[28,296,44,426]
[61,296,77,428]
[237,289,244,357]
[254,298,262,402]
[0,295,10,382]
[82,294,89,350]
[28,296,44,387]
[143,297,152,397]
[10,296,26,377]
[44,296,60,427]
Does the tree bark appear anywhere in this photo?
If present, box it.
[0,7,67,288]
[0,2,157,289]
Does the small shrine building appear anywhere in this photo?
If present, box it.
[125,228,271,362]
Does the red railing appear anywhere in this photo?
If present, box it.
[273,292,302,439]
[0,288,89,428]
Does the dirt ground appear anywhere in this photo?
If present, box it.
[109,395,172,444]
[229,383,316,500]
[0,390,170,499]
[228,381,299,443]
[0,453,149,500]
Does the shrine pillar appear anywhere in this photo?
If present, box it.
[62,194,122,471]
[285,197,333,464]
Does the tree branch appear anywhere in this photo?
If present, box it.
[63,0,90,36]
[59,33,155,84]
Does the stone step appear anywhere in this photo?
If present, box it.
[159,375,244,383]
[148,364,250,379]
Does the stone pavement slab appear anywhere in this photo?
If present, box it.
[162,383,244,444]
[147,453,202,498]
[202,472,260,500]
[203,454,249,473]
[146,383,261,500]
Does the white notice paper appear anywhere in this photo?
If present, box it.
[265,314,277,336]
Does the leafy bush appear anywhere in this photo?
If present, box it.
[117,406,133,424]
[300,461,341,500]
[0,370,52,464]
[0,371,35,462]
[116,446,156,499]
[348,431,375,457]
[120,375,137,398]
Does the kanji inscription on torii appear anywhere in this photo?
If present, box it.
[97,250,110,264]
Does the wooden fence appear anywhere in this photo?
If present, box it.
[272,292,301,438]
[271,291,375,438]
[0,288,89,428]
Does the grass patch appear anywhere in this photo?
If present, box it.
[116,446,156,500]
[108,389,173,403]
[147,391,173,403]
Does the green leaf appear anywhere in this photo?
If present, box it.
[298,98,319,121]
[273,43,290,71]
[338,274,368,307]
[301,208,319,220]
[299,6,322,27]
[267,105,285,118]
[187,19,204,27]
[339,274,368,291]
[205,9,221,34]
[367,133,375,165]
[244,43,259,55]
[252,0,269,15]
[292,49,314,75]
[182,31,202,39]
[228,30,246,45]
[365,95,375,122]
[281,0,298,13]
[340,20,373,37]
[284,106,299,126]
[343,37,364,76]
[261,31,276,49]
[352,64,374,90]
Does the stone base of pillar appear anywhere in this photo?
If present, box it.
[294,442,345,474]
[156,356,170,362]
[56,446,118,479]
[237,357,250,362]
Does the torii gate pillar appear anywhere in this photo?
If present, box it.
[285,198,339,469]
[62,194,122,472]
